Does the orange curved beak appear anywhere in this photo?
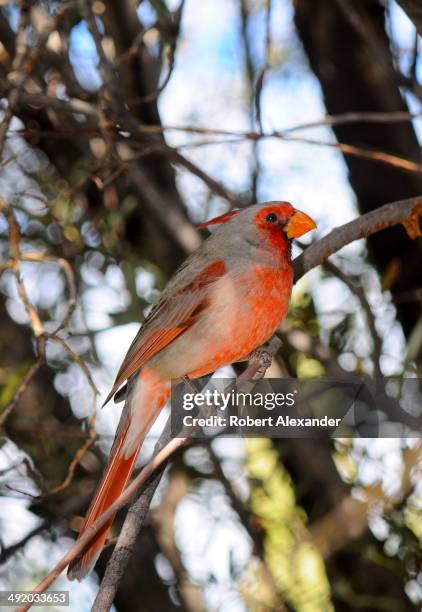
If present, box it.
[286,209,317,239]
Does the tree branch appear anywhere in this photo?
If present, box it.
[293,196,422,282]
[0,521,49,565]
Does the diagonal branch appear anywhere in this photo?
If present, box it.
[293,196,422,281]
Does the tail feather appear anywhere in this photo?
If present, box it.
[67,413,138,581]
[67,372,170,581]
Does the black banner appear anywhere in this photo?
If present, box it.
[170,378,422,439]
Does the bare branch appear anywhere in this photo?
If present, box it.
[0,360,43,427]
[255,0,272,134]
[322,260,383,377]
[0,521,49,565]
[152,468,206,612]
[166,148,241,208]
[46,417,96,496]
[135,0,185,104]
[0,200,96,495]
[4,77,422,174]
[128,165,201,254]
[78,0,120,110]
[0,0,33,156]
[293,196,422,281]
[0,198,46,424]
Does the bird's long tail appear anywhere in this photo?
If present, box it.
[68,371,170,580]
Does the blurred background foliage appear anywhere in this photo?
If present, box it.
[0,0,421,610]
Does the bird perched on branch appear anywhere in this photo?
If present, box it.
[68,201,316,579]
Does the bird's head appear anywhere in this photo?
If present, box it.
[251,202,316,240]
[198,201,316,250]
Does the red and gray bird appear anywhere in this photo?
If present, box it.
[68,201,316,579]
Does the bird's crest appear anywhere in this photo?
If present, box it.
[197,209,242,229]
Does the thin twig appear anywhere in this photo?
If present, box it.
[166,148,241,207]
[323,260,383,377]
[255,0,272,134]
[0,361,43,427]
[136,0,185,104]
[4,84,422,132]
[78,0,119,108]
[0,521,49,565]
[280,110,422,133]
[0,200,44,341]
[151,468,206,612]
[0,199,46,425]
[0,0,33,156]
[47,336,98,396]
[46,411,96,496]
[239,0,260,202]
[43,335,98,497]
[280,133,422,174]
[3,79,422,173]
[0,199,97,497]
[0,252,77,335]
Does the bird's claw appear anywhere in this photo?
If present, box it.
[248,347,273,369]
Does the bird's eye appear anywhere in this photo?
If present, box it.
[265,212,278,223]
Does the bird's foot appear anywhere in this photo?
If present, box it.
[248,346,273,370]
